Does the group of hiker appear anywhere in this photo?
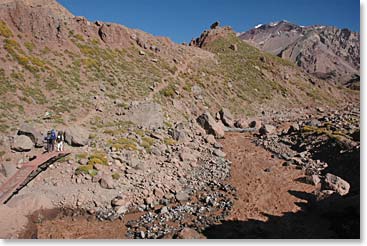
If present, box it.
[45,129,65,153]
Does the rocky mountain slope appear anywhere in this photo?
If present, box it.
[238,21,360,88]
[0,0,360,239]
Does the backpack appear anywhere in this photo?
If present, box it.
[51,130,56,140]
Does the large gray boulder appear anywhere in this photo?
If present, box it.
[219,108,234,127]
[197,112,224,139]
[17,124,43,148]
[11,135,33,152]
[125,102,163,129]
[65,126,89,147]
[324,173,350,196]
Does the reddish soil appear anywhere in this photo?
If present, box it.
[222,133,315,222]
[203,132,336,238]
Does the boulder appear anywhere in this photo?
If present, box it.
[179,148,196,162]
[65,126,89,147]
[176,191,190,203]
[305,174,321,186]
[229,44,238,51]
[11,135,33,152]
[170,123,189,142]
[249,120,262,130]
[177,228,206,239]
[205,135,217,145]
[234,118,249,128]
[197,112,224,139]
[210,21,220,29]
[259,124,276,135]
[99,174,115,189]
[17,124,43,148]
[125,102,164,129]
[219,108,235,127]
[324,173,350,196]
[213,149,226,158]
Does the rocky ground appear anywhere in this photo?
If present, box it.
[3,104,358,239]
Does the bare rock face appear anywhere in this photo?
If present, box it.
[17,124,43,148]
[239,21,360,87]
[324,173,350,196]
[197,112,225,139]
[11,135,33,152]
[65,126,89,147]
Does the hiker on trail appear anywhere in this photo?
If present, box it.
[45,131,52,152]
[50,129,57,152]
[56,131,65,152]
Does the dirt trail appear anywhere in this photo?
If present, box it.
[203,132,336,238]
[221,133,315,222]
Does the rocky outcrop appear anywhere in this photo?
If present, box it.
[197,112,224,139]
[65,126,89,147]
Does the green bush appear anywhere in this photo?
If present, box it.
[0,21,13,38]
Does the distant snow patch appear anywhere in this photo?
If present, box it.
[269,22,279,27]
[254,24,263,29]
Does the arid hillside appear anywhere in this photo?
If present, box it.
[238,21,360,88]
[0,0,360,239]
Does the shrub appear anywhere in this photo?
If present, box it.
[24,41,35,52]
[109,138,137,151]
[112,173,120,180]
[164,137,176,146]
[141,136,155,152]
[0,21,13,38]
[160,85,176,98]
[87,152,108,166]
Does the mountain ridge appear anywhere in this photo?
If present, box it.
[238,20,360,88]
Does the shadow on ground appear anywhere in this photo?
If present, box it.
[203,190,360,239]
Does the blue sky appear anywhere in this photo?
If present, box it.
[58,0,360,43]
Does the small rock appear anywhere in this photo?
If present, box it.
[176,191,190,203]
[213,149,226,158]
[177,228,205,239]
[99,174,114,189]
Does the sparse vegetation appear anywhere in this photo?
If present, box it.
[87,151,108,166]
[0,21,13,37]
[108,138,138,151]
[164,137,176,146]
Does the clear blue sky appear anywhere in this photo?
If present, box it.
[58,0,360,43]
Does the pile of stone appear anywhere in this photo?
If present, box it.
[254,107,359,197]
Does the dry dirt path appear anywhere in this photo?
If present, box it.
[204,132,335,238]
